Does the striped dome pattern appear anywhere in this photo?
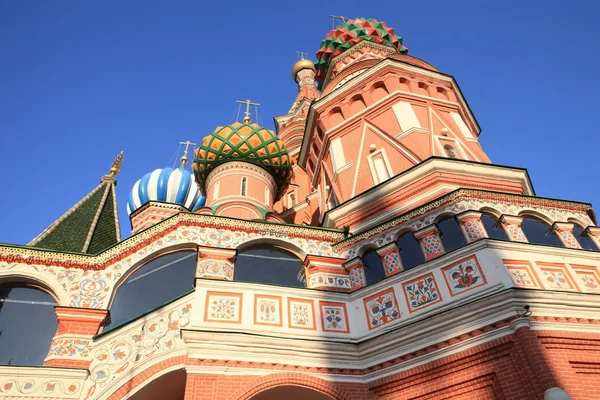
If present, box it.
[127,167,206,215]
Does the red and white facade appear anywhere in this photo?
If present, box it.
[1,17,599,400]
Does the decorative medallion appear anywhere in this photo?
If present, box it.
[402,273,442,312]
[319,301,350,333]
[441,256,487,296]
[363,287,400,330]
[254,295,282,326]
[204,291,243,323]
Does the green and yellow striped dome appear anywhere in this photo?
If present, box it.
[193,122,293,200]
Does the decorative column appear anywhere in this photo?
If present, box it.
[196,246,236,281]
[375,243,403,277]
[585,226,600,249]
[551,222,582,249]
[413,224,445,261]
[456,211,487,242]
[44,307,108,368]
[304,255,351,292]
[343,257,366,290]
[500,215,527,242]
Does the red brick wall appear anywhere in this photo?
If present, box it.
[103,327,600,400]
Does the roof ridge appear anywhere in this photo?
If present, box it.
[82,182,113,253]
[28,182,106,247]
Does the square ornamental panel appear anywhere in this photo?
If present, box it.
[537,263,579,291]
[441,255,487,296]
[363,288,400,330]
[254,295,283,327]
[571,265,600,292]
[402,273,442,313]
[287,298,316,330]
[503,260,541,289]
[319,301,350,333]
[204,291,243,323]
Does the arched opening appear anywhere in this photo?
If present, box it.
[128,368,186,400]
[573,224,598,250]
[438,216,468,253]
[481,213,509,240]
[520,216,564,247]
[251,385,335,400]
[105,251,196,331]
[234,246,304,288]
[0,283,58,366]
[362,249,386,285]
[241,177,248,196]
[397,231,425,270]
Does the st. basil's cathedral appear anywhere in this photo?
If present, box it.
[1,17,599,400]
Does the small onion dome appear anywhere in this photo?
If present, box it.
[291,59,316,81]
[127,167,206,215]
[315,18,408,84]
[193,122,293,200]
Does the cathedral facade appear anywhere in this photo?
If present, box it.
[1,18,599,400]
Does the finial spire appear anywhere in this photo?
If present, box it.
[179,140,197,167]
[236,99,260,124]
[109,151,124,177]
[330,15,347,27]
[296,51,309,61]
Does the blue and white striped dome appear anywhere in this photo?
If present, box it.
[127,167,206,215]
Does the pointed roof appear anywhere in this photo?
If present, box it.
[28,152,123,254]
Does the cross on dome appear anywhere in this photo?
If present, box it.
[179,140,197,167]
[236,99,260,124]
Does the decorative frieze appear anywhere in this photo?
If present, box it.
[304,255,351,291]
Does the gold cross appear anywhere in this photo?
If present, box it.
[330,15,347,26]
[296,51,309,60]
[179,140,197,167]
[236,99,260,124]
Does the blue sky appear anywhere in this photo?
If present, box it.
[1,1,599,245]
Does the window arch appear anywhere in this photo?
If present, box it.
[241,177,247,196]
[438,216,468,253]
[520,216,564,247]
[397,231,425,270]
[572,224,598,250]
[480,213,509,240]
[105,250,197,330]
[234,245,304,288]
[444,145,457,159]
[0,284,58,366]
[362,249,386,285]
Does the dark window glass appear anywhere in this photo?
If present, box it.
[438,217,468,253]
[481,213,509,240]
[363,249,386,285]
[241,177,247,196]
[397,232,425,270]
[573,224,598,251]
[105,251,196,330]
[234,247,304,288]
[0,285,57,366]
[520,217,564,247]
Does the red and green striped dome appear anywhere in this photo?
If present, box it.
[193,122,293,200]
[315,18,408,84]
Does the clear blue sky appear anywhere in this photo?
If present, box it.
[1,1,599,245]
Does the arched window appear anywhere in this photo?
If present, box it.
[438,216,468,253]
[397,232,425,270]
[105,251,196,330]
[520,216,564,247]
[362,249,386,285]
[0,284,58,366]
[572,224,598,250]
[481,213,509,240]
[234,246,304,288]
[241,177,247,196]
[444,145,457,159]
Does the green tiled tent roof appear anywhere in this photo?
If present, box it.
[29,176,121,254]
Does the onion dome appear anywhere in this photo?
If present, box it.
[193,122,293,200]
[127,167,206,215]
[291,59,316,81]
[315,18,408,84]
